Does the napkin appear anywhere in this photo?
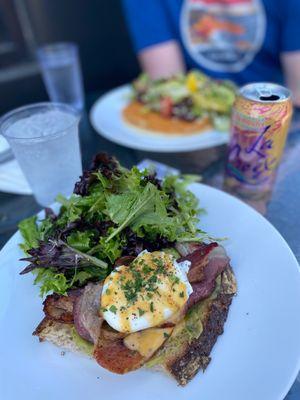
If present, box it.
[137,159,179,178]
[0,159,32,195]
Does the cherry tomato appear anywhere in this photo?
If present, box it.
[160,97,173,117]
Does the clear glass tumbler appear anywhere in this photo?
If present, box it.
[0,102,82,206]
[37,42,85,111]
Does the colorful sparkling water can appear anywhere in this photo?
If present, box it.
[224,82,293,199]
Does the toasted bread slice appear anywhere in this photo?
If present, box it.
[33,267,236,385]
[155,266,237,385]
[33,318,88,355]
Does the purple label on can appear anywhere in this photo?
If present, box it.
[226,123,278,186]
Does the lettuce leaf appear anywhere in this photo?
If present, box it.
[18,216,40,253]
[67,231,93,252]
[105,182,158,241]
[19,154,206,296]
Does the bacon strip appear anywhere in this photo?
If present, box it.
[114,256,135,268]
[175,242,202,257]
[179,243,230,308]
[43,289,82,324]
[179,242,219,283]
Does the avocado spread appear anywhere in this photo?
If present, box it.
[146,275,221,367]
[71,327,93,356]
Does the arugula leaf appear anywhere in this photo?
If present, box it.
[62,241,108,269]
[33,269,69,297]
[33,265,108,298]
[162,174,204,239]
[56,194,84,225]
[39,217,55,241]
[67,231,93,252]
[105,182,157,241]
[73,270,94,285]
[97,233,124,263]
[18,216,40,253]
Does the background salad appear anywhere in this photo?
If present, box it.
[132,70,236,131]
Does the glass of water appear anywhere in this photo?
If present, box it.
[0,102,82,206]
[37,43,85,111]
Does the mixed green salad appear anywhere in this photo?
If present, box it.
[131,70,236,131]
[19,154,205,297]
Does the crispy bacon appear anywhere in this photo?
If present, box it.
[114,256,135,268]
[43,289,81,324]
[179,242,219,283]
[181,244,230,308]
[187,280,216,309]
[175,242,202,257]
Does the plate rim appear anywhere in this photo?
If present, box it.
[0,182,300,400]
[89,85,229,153]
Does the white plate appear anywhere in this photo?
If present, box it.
[0,135,12,162]
[1,184,300,400]
[90,85,229,152]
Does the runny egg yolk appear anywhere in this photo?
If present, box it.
[101,251,192,333]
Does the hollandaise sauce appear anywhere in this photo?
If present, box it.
[101,251,192,333]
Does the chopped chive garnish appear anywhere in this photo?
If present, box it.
[109,305,117,314]
[138,308,145,316]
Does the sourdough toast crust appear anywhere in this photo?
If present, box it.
[166,266,236,385]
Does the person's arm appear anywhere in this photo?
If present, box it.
[138,40,185,79]
[281,52,300,107]
[122,0,186,79]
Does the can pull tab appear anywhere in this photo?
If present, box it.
[256,88,280,101]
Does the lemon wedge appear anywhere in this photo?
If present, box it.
[186,72,198,92]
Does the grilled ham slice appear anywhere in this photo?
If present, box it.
[73,282,103,343]
[94,330,144,374]
[94,324,173,374]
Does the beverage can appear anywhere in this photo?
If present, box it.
[224,82,293,199]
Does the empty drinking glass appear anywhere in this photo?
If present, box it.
[0,102,82,206]
[37,43,85,111]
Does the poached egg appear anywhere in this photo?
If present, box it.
[101,251,192,333]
